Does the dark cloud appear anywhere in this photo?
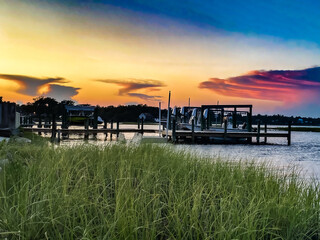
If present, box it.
[0,74,68,96]
[96,78,165,95]
[127,93,162,101]
[44,84,80,102]
[199,67,320,105]
[96,78,165,101]
[0,73,80,101]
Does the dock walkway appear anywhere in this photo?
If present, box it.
[163,129,291,145]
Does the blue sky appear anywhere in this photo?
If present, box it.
[51,0,320,44]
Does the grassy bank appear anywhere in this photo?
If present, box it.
[0,141,320,239]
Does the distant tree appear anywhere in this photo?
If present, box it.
[33,96,58,115]
[60,100,75,106]
[0,96,2,103]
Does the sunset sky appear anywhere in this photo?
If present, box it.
[0,0,319,116]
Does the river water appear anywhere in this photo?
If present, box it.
[41,124,320,180]
[176,131,320,180]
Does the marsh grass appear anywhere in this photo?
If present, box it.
[0,140,319,239]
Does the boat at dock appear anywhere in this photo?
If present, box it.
[171,105,253,142]
[65,105,103,126]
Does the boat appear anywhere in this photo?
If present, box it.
[65,105,103,126]
[174,104,253,142]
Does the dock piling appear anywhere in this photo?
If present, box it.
[51,114,56,141]
[159,102,162,137]
[224,119,227,141]
[116,121,120,138]
[264,122,267,143]
[192,119,195,144]
[57,129,61,143]
[110,120,113,141]
[288,121,291,146]
[38,115,42,136]
[172,119,176,143]
[141,118,144,135]
[257,120,261,144]
[84,119,89,140]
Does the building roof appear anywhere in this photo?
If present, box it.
[65,105,95,112]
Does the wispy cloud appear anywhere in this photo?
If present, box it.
[199,67,320,105]
[97,78,165,95]
[97,78,165,101]
[127,93,162,101]
[0,74,80,100]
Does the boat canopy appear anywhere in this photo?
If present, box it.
[65,105,95,113]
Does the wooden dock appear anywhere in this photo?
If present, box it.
[164,119,292,145]
[21,120,292,145]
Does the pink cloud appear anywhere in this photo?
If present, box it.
[199,67,320,106]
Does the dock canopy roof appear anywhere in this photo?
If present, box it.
[65,105,95,112]
[201,105,252,109]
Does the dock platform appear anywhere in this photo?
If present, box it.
[163,129,291,145]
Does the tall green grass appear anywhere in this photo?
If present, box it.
[0,140,319,239]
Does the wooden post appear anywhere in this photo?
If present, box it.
[57,129,61,143]
[93,108,98,129]
[221,108,224,125]
[168,108,172,130]
[224,119,227,141]
[141,118,144,135]
[159,102,162,137]
[288,121,291,146]
[172,119,176,143]
[62,107,68,138]
[207,110,210,130]
[84,119,89,140]
[116,121,119,138]
[38,114,42,128]
[264,122,267,143]
[138,120,140,129]
[192,119,195,144]
[257,120,261,144]
[92,108,98,139]
[104,120,107,140]
[248,107,252,132]
[233,107,237,129]
[200,106,204,131]
[51,113,56,141]
[110,120,113,141]
[166,91,171,140]
[38,114,42,136]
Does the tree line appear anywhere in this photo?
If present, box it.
[2,96,320,125]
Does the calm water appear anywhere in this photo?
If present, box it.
[176,131,320,180]
[41,124,320,180]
